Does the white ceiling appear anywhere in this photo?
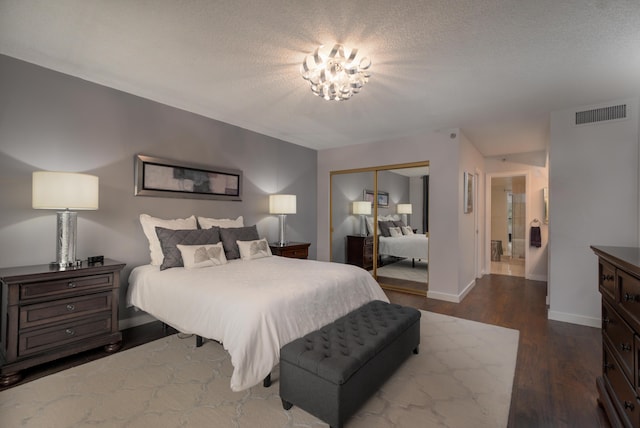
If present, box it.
[2,0,640,156]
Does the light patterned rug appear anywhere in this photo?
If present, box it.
[0,311,519,428]
[377,259,428,284]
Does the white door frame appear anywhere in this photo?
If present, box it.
[484,170,531,279]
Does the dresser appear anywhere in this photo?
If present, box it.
[0,259,125,386]
[346,235,373,270]
[269,242,310,259]
[592,246,640,427]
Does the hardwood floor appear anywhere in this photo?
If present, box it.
[2,274,608,427]
[386,274,609,428]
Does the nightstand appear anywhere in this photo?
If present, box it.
[269,242,310,259]
[0,259,125,386]
[346,235,373,270]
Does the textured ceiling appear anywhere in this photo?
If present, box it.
[1,0,640,156]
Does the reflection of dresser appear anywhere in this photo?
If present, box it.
[592,246,640,427]
[346,235,373,270]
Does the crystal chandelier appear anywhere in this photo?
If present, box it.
[300,44,371,101]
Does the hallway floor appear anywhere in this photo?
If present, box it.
[491,256,525,277]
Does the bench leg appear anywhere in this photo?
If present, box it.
[413,346,419,355]
[263,373,271,387]
[196,335,204,347]
[282,399,292,410]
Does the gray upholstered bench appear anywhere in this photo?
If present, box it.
[279,300,421,428]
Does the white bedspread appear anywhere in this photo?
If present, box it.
[126,256,388,391]
[378,234,429,260]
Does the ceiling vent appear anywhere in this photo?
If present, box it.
[575,104,627,126]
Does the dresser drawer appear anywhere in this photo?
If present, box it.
[604,343,640,427]
[619,270,640,329]
[19,292,112,329]
[603,301,635,382]
[19,273,114,301]
[18,315,113,357]
[599,259,617,302]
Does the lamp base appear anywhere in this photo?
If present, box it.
[56,210,78,268]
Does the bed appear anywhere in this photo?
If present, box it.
[378,234,429,262]
[126,256,388,391]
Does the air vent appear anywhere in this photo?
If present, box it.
[575,104,627,125]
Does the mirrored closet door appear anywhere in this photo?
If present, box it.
[330,162,429,296]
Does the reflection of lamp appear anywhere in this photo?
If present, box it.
[397,203,412,225]
[352,201,372,236]
[32,171,99,267]
[269,194,296,246]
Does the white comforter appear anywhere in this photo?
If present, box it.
[126,256,388,391]
[378,234,429,260]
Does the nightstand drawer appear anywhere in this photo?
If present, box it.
[18,315,113,357]
[20,273,113,301]
[279,248,308,259]
[20,292,113,329]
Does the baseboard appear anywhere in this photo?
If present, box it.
[119,313,157,330]
[527,273,548,282]
[458,279,476,301]
[427,290,460,303]
[547,310,601,328]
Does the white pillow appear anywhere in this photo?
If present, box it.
[198,215,244,229]
[177,242,227,269]
[140,214,197,266]
[365,216,380,236]
[389,227,403,237]
[402,226,414,235]
[237,238,272,260]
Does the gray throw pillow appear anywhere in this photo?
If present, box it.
[156,226,221,270]
[393,220,406,229]
[219,225,259,260]
[378,220,395,237]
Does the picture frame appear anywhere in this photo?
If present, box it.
[463,171,473,214]
[134,154,242,201]
[364,189,389,208]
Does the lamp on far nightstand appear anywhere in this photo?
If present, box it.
[32,171,99,268]
[397,203,412,225]
[352,201,371,236]
[269,194,296,246]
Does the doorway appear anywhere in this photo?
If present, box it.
[489,175,526,277]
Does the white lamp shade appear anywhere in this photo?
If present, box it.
[352,201,372,215]
[269,194,296,214]
[32,171,99,210]
[397,203,412,214]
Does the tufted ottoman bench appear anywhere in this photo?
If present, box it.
[279,300,421,428]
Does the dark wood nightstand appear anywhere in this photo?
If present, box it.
[269,242,310,259]
[346,235,373,270]
[0,259,125,386]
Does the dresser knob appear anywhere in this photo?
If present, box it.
[67,282,76,288]
[624,293,638,302]
[602,317,610,327]
[625,401,635,411]
[601,274,614,282]
[66,304,75,311]
[65,329,75,336]
[621,343,632,352]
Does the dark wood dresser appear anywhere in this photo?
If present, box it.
[269,242,310,259]
[592,246,640,427]
[346,235,373,270]
[0,259,125,386]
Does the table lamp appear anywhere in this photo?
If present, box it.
[397,203,412,225]
[269,194,296,246]
[352,201,372,236]
[32,171,99,267]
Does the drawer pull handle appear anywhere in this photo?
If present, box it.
[625,401,635,411]
[603,362,614,371]
[65,329,75,336]
[624,293,638,302]
[601,274,614,282]
[602,317,610,327]
[67,282,76,288]
[66,304,75,311]
[621,343,632,352]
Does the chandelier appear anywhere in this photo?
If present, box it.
[300,44,371,101]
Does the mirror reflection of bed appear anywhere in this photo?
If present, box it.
[330,163,429,297]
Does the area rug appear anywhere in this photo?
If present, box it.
[377,259,428,283]
[0,311,519,428]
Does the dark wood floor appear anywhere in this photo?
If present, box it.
[387,274,609,428]
[2,274,608,427]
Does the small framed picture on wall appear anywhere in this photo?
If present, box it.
[464,171,473,214]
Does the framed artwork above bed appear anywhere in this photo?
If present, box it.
[364,189,389,207]
[134,154,242,201]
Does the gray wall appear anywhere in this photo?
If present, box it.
[0,55,317,323]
